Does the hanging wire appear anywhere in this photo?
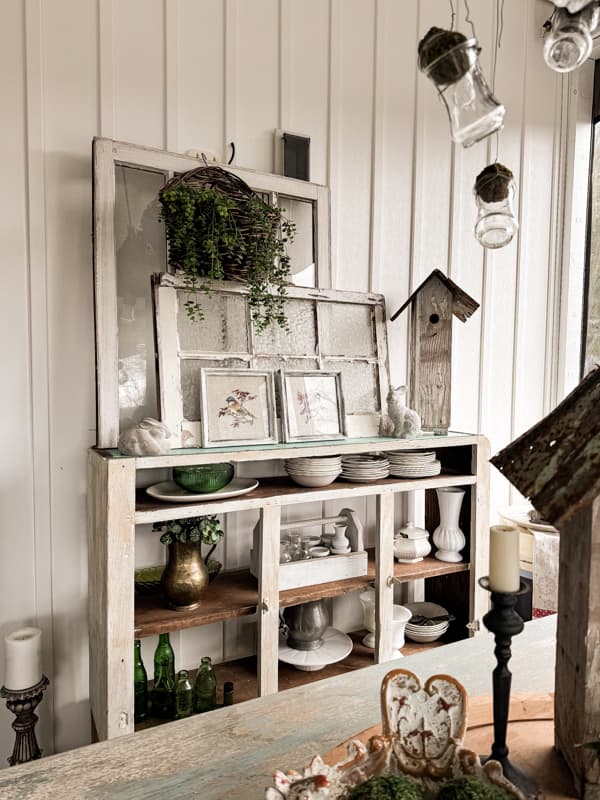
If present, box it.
[490,0,505,162]
[449,0,456,30]
[463,0,476,39]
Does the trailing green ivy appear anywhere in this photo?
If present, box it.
[159,184,295,332]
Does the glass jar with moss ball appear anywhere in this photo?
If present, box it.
[473,163,518,250]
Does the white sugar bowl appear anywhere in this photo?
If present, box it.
[393,522,431,564]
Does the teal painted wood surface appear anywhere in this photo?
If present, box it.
[0,617,556,800]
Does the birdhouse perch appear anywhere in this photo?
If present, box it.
[390,270,479,434]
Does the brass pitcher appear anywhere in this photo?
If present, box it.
[162,541,209,611]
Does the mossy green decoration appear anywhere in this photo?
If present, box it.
[418,27,470,85]
[159,178,295,332]
[152,515,224,567]
[346,775,424,800]
[436,776,512,800]
[474,163,514,203]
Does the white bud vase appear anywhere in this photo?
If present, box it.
[359,589,376,648]
[391,605,412,657]
[330,523,350,554]
[433,487,466,563]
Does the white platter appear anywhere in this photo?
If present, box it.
[146,478,259,503]
[278,627,353,671]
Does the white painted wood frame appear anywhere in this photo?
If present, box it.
[154,275,391,447]
[92,137,331,448]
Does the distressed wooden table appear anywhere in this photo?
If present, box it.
[0,617,556,800]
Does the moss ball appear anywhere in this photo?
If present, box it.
[474,163,514,203]
[418,27,470,85]
[436,776,512,800]
[347,774,424,800]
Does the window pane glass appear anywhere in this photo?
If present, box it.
[279,195,315,287]
[177,291,248,353]
[115,165,167,429]
[319,302,376,358]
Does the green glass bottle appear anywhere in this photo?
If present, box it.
[152,633,175,719]
[192,656,217,713]
[223,681,234,707]
[134,639,148,723]
[175,669,193,719]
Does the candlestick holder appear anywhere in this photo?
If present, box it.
[478,577,537,798]
[0,675,49,766]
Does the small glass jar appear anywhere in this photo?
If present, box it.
[419,30,505,147]
[473,163,518,249]
[544,4,599,73]
[288,533,303,561]
[280,541,292,563]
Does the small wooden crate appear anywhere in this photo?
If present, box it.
[249,547,368,591]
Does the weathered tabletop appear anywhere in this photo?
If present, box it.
[0,616,556,800]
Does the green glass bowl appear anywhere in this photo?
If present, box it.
[173,463,235,493]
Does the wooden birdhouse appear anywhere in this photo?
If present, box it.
[390,269,479,434]
[491,365,600,799]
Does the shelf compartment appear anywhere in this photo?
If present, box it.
[133,555,470,637]
[134,632,446,732]
[135,474,477,524]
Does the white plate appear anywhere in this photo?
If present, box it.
[146,478,259,503]
[278,627,353,671]
[497,505,559,534]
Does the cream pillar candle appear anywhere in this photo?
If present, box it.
[3,627,42,690]
[489,525,520,592]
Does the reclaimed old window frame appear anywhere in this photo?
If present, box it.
[154,273,390,447]
[93,137,331,447]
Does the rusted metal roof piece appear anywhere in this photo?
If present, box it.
[390,269,480,323]
[491,365,600,526]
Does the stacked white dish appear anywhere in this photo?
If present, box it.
[404,601,450,643]
[385,450,441,478]
[340,455,390,482]
[285,456,342,487]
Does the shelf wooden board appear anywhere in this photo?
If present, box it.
[134,631,447,732]
[100,432,479,470]
[133,555,470,637]
[135,473,477,524]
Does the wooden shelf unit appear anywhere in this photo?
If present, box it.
[88,433,489,741]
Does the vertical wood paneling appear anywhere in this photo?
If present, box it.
[371,0,419,385]
[448,5,494,434]
[113,0,165,148]
[281,0,329,184]
[511,1,560,443]
[0,0,47,762]
[177,0,225,159]
[478,0,529,515]
[329,0,376,292]
[411,0,453,285]
[230,0,279,171]
[42,0,98,753]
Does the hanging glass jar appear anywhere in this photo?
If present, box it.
[473,162,518,249]
[543,4,600,73]
[418,27,505,148]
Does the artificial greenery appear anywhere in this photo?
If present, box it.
[474,163,514,203]
[152,515,224,565]
[159,183,295,332]
[346,775,423,800]
[418,27,470,85]
[435,776,512,800]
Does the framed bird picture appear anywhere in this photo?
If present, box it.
[200,369,278,448]
[280,370,346,442]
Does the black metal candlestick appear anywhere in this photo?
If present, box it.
[478,577,538,798]
[0,675,49,766]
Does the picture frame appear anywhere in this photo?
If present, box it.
[279,370,346,442]
[200,369,278,448]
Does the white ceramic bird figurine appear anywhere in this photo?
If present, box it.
[386,386,421,439]
[117,417,173,456]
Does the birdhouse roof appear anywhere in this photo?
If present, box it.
[390,269,480,322]
[491,365,600,526]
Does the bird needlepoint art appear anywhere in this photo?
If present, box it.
[219,389,258,429]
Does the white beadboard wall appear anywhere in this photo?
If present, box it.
[0,0,587,761]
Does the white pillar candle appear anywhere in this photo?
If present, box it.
[3,627,42,691]
[489,525,521,593]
